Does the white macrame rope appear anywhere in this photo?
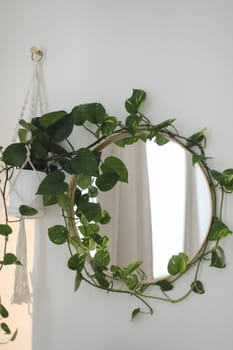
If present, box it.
[6,146,42,204]
[12,58,41,143]
[11,48,46,305]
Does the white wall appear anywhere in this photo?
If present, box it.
[1,0,233,349]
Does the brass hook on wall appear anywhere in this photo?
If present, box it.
[30,46,44,62]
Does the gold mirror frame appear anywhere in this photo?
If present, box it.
[94,132,214,279]
[65,126,231,318]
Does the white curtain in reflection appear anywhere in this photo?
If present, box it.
[183,154,211,257]
[98,141,153,279]
[183,154,200,256]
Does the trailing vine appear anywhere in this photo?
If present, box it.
[0,89,232,342]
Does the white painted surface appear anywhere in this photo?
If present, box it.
[0,1,233,349]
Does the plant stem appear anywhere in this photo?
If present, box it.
[219,187,224,221]
[82,274,153,314]
[66,138,75,152]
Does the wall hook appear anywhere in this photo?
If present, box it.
[30,46,44,62]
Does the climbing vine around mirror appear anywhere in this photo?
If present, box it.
[0,89,232,342]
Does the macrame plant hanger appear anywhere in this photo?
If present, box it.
[11,47,46,305]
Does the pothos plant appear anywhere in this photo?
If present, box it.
[0,89,232,342]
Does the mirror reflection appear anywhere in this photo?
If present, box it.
[99,138,213,280]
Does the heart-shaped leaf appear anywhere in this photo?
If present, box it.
[71,103,106,125]
[38,111,68,129]
[125,89,146,114]
[101,156,128,183]
[2,143,27,166]
[48,225,68,245]
[191,280,205,294]
[210,246,226,268]
[37,171,68,195]
[0,224,12,237]
[167,252,189,275]
[96,172,119,191]
[19,205,38,216]
[208,218,232,241]
[70,149,99,177]
[68,253,86,272]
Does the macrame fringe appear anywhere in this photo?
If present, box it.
[11,219,31,304]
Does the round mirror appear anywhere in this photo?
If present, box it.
[97,137,213,281]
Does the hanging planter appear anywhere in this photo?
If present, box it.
[5,169,45,218]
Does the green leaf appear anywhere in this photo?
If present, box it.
[19,205,38,216]
[149,119,176,136]
[48,114,73,142]
[36,171,68,195]
[222,169,233,191]
[48,225,68,244]
[10,329,18,342]
[99,235,109,249]
[1,322,11,334]
[67,253,86,272]
[70,148,99,177]
[192,154,210,165]
[71,105,86,125]
[101,156,128,183]
[2,143,27,166]
[78,223,100,236]
[101,116,118,136]
[72,103,106,125]
[78,202,101,221]
[155,135,169,145]
[210,246,226,268]
[110,265,124,278]
[0,305,8,318]
[56,194,70,209]
[99,210,111,224]
[155,280,173,291]
[38,111,68,129]
[210,170,224,184]
[18,128,28,142]
[187,127,207,147]
[0,224,12,237]
[211,169,233,192]
[94,272,110,288]
[2,253,21,265]
[208,218,232,241]
[167,252,189,275]
[191,280,205,294]
[32,131,50,144]
[123,261,142,277]
[126,274,139,290]
[96,172,119,191]
[125,89,146,114]
[93,250,110,268]
[125,114,142,135]
[77,173,92,189]
[74,271,82,291]
[43,195,57,206]
[19,119,39,133]
[115,136,139,147]
[131,308,141,320]
[31,140,48,159]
